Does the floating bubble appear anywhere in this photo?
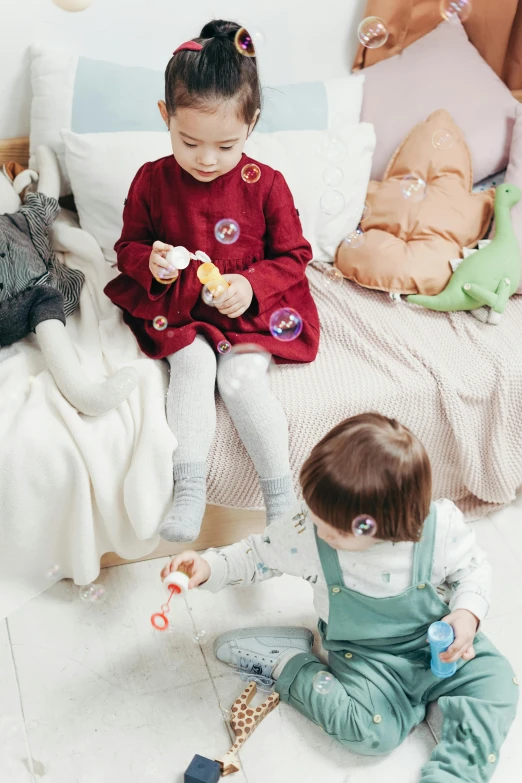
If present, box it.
[153,315,168,331]
[323,166,343,187]
[313,671,334,695]
[217,343,272,395]
[241,163,261,184]
[358,17,389,49]
[318,137,348,165]
[193,629,208,645]
[219,700,233,722]
[323,266,344,287]
[343,228,365,249]
[320,190,345,217]
[361,202,371,221]
[215,218,240,245]
[202,284,228,306]
[269,308,303,342]
[352,515,377,537]
[217,340,231,354]
[432,129,454,151]
[440,0,472,22]
[234,27,265,57]
[79,583,106,603]
[46,565,61,580]
[401,175,427,202]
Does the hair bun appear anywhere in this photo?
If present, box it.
[200,19,241,40]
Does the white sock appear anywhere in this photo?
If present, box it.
[272,649,302,680]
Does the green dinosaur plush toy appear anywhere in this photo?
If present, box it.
[407,183,521,323]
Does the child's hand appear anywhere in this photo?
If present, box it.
[160,551,211,588]
[438,608,479,663]
[216,274,253,318]
[149,241,179,284]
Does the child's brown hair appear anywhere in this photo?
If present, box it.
[299,413,432,543]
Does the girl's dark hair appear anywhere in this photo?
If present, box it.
[165,19,261,125]
[299,413,432,543]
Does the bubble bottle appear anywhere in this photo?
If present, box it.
[150,567,190,631]
[428,621,457,678]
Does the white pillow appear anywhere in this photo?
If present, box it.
[62,125,375,264]
[31,43,365,197]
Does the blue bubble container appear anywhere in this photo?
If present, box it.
[428,621,457,679]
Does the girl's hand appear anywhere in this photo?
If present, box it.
[149,241,179,284]
[216,274,253,318]
[437,608,479,663]
[160,550,211,588]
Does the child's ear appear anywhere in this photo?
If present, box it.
[158,100,170,128]
[247,108,261,137]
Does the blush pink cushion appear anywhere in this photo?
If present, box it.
[361,19,517,184]
[498,103,522,293]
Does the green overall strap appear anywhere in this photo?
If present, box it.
[314,526,345,586]
[411,503,438,586]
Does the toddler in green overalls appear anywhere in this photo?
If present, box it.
[163,413,519,781]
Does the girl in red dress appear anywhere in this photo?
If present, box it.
[104,19,320,542]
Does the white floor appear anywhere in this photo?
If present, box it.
[2,497,522,783]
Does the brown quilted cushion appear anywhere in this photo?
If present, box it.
[335,109,495,295]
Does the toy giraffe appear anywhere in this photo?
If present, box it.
[215,682,280,775]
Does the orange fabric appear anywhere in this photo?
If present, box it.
[353,0,522,91]
[335,110,494,295]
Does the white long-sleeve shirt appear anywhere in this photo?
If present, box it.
[201,499,491,624]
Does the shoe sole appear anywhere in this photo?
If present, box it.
[213,626,313,657]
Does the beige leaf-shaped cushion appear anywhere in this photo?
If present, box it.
[335,110,495,295]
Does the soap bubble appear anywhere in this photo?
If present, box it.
[401,175,427,202]
[352,515,377,537]
[323,166,343,187]
[313,671,334,695]
[46,565,61,580]
[320,190,345,216]
[202,285,228,306]
[79,583,106,603]
[269,308,303,341]
[153,315,168,331]
[193,629,208,645]
[323,266,344,287]
[432,129,454,151]
[215,218,240,245]
[241,163,261,184]
[318,137,348,165]
[217,340,231,354]
[219,700,233,722]
[234,27,265,57]
[361,202,371,221]
[343,228,365,249]
[440,0,472,22]
[217,344,272,395]
[358,17,389,49]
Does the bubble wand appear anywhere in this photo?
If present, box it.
[150,570,190,631]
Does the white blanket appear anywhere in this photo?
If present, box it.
[0,212,175,618]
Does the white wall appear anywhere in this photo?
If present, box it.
[1,0,368,139]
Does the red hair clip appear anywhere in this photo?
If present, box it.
[173,41,203,55]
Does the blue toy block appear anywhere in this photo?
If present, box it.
[428,621,457,679]
[184,754,221,783]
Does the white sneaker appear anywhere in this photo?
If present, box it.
[213,626,313,684]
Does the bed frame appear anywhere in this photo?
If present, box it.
[0,135,265,568]
[3,91,521,565]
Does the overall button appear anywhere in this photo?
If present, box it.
[513,676,519,686]
[344,652,353,659]
[373,715,382,724]
[332,587,341,594]
[487,754,497,764]
[417,583,426,590]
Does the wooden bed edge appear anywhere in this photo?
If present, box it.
[100,505,266,568]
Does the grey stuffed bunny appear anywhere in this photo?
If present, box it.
[0,146,137,415]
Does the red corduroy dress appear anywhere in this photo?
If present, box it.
[104,153,320,362]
